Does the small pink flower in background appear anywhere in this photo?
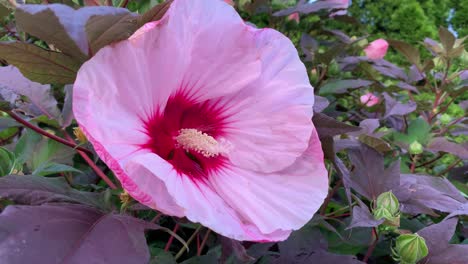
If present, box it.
[360,93,380,107]
[74,0,328,241]
[364,39,389,60]
[287,12,300,23]
[224,0,234,6]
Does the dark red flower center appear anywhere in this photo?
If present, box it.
[141,91,229,181]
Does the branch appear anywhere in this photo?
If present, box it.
[5,110,92,155]
[63,131,117,189]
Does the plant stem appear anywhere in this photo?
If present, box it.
[5,110,93,155]
[320,179,343,215]
[416,153,444,168]
[363,227,378,263]
[175,225,202,260]
[436,159,462,176]
[164,223,180,252]
[63,132,118,189]
[197,229,211,256]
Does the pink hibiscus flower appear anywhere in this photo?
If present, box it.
[364,39,389,60]
[360,93,380,107]
[73,0,328,241]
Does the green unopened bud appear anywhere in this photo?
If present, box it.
[376,191,400,215]
[394,234,428,264]
[373,207,393,220]
[373,207,400,227]
[439,114,451,125]
[409,141,423,155]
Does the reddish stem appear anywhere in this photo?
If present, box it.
[164,223,180,252]
[363,228,378,263]
[6,111,93,155]
[63,132,118,189]
[197,229,211,256]
[320,179,343,215]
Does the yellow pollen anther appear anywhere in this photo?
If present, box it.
[175,128,231,158]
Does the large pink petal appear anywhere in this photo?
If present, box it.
[221,29,314,173]
[210,127,328,234]
[124,153,291,241]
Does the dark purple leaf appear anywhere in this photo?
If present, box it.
[418,218,468,264]
[0,175,110,210]
[426,137,468,159]
[219,236,254,262]
[0,66,61,119]
[388,40,421,69]
[313,112,361,138]
[394,174,466,216]
[334,138,361,153]
[396,82,419,93]
[348,198,384,229]
[460,70,468,81]
[445,203,468,219]
[333,156,353,204]
[359,119,381,136]
[439,27,456,51]
[301,34,318,61]
[314,95,330,113]
[319,79,373,95]
[383,93,417,118]
[274,225,363,264]
[348,144,400,200]
[408,65,425,82]
[423,38,443,56]
[61,84,74,128]
[0,204,170,264]
[371,59,408,81]
[274,0,349,16]
[338,56,365,71]
[17,4,134,58]
[448,164,468,182]
[323,29,351,44]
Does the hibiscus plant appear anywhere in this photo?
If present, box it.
[0,0,467,263]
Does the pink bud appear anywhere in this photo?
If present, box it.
[360,93,380,107]
[287,12,300,23]
[364,39,389,60]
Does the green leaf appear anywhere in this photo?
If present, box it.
[85,13,139,55]
[14,129,74,172]
[394,118,431,145]
[32,162,82,177]
[15,8,88,62]
[0,42,80,84]
[0,147,16,176]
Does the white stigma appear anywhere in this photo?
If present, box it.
[175,128,232,158]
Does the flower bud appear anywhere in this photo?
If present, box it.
[373,207,400,227]
[409,141,423,155]
[376,191,399,215]
[73,127,88,144]
[439,114,451,125]
[360,93,379,107]
[287,12,300,23]
[394,234,428,264]
[364,39,389,60]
